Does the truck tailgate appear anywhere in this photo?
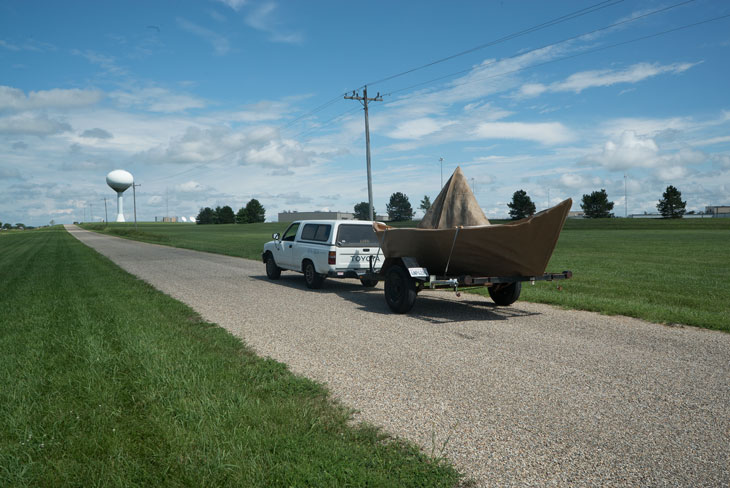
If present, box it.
[336,247,381,270]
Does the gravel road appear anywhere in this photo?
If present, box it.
[67,225,730,487]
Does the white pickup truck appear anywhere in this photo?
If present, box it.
[262,220,383,289]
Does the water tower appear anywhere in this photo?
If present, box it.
[106,170,134,222]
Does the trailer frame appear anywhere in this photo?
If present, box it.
[358,255,572,314]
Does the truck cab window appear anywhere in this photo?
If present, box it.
[282,223,300,242]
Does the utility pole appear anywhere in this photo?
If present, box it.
[624,174,628,218]
[90,203,93,222]
[439,157,444,189]
[103,197,108,224]
[133,182,141,230]
[345,86,382,221]
[547,188,550,209]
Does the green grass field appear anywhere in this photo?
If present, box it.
[504,220,730,331]
[82,218,730,332]
[0,228,461,486]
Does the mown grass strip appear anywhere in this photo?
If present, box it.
[83,219,730,331]
[0,228,461,487]
[499,225,730,332]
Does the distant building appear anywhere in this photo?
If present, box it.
[705,206,730,217]
[567,211,585,219]
[277,211,387,222]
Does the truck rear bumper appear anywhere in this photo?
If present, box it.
[327,268,381,279]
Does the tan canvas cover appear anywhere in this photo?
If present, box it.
[374,198,572,277]
[418,166,490,228]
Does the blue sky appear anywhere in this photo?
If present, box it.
[2,0,729,226]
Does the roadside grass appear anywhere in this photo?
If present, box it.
[483,222,730,332]
[0,228,461,487]
[83,222,272,259]
[81,219,730,332]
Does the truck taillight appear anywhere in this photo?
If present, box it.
[328,251,336,265]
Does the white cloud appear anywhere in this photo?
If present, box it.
[274,192,312,205]
[694,135,730,146]
[389,118,453,140]
[80,128,113,139]
[0,114,72,135]
[587,131,660,170]
[177,181,209,193]
[585,130,709,174]
[245,2,302,43]
[472,121,574,145]
[138,124,325,170]
[519,62,698,98]
[0,85,103,111]
[0,167,22,179]
[243,139,315,167]
[216,0,247,10]
[599,117,690,139]
[176,17,231,55]
[519,83,548,97]
[712,154,730,169]
[109,86,206,113]
[72,49,126,76]
[60,159,107,172]
[144,126,246,164]
[227,100,290,122]
[0,39,21,51]
[654,166,689,181]
[0,38,55,52]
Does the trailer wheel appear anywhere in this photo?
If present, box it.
[384,265,417,313]
[265,254,281,280]
[488,282,521,306]
[360,278,378,288]
[303,260,325,289]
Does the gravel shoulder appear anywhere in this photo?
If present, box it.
[67,225,730,487]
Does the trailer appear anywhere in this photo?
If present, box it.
[358,255,571,313]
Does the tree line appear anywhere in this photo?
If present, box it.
[196,199,265,225]
[353,193,433,222]
[508,185,688,219]
[1,222,28,230]
[359,185,689,222]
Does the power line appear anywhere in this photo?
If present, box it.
[414,11,730,97]
[144,0,716,187]
[293,106,361,140]
[277,1,627,136]
[383,0,701,98]
[361,0,626,89]
[280,93,346,131]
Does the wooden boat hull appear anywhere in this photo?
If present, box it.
[374,198,572,277]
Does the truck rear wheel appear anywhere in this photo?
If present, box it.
[384,265,417,313]
[303,260,325,289]
[488,282,521,306]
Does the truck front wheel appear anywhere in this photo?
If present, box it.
[303,260,325,289]
[265,254,281,280]
[384,265,417,313]
[488,282,521,306]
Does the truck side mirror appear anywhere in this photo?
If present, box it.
[272,232,280,241]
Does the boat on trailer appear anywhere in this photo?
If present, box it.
[363,167,573,313]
